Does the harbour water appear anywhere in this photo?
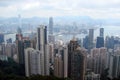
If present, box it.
[4,25,120,43]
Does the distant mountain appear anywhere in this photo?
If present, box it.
[0,16,120,26]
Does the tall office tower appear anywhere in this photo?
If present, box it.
[54,45,68,78]
[88,29,94,52]
[114,36,120,50]
[68,38,86,80]
[49,17,53,35]
[18,14,22,28]
[17,27,22,35]
[100,28,104,37]
[91,47,107,74]
[105,36,114,49]
[37,25,49,75]
[25,48,41,77]
[48,17,55,43]
[0,34,4,44]
[96,37,104,48]
[83,36,89,49]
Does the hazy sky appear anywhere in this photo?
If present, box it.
[0,0,120,19]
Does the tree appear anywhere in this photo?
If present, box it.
[100,68,110,80]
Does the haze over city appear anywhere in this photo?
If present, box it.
[0,0,120,19]
[1,0,120,80]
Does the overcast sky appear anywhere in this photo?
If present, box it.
[0,0,120,19]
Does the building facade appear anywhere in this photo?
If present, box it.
[36,25,49,75]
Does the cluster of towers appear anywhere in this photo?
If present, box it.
[1,17,120,80]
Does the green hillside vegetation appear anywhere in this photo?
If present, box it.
[0,58,68,80]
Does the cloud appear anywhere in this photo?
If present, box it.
[0,0,120,19]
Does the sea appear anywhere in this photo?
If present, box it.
[4,25,120,43]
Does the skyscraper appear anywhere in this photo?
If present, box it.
[37,25,47,50]
[5,43,16,58]
[37,25,49,75]
[48,17,55,43]
[105,36,114,49]
[68,38,79,78]
[0,43,5,55]
[16,40,24,64]
[54,54,63,78]
[49,17,53,35]
[96,37,104,48]
[88,29,94,52]
[16,32,24,64]
[91,47,107,74]
[100,28,104,37]
[70,47,86,80]
[16,29,31,65]
[54,45,68,78]
[25,48,41,77]
[0,34,4,44]
[83,36,89,49]
[68,38,86,80]
[107,49,120,78]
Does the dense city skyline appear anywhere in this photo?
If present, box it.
[1,17,120,80]
[1,0,120,80]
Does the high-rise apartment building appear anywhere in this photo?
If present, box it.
[0,43,5,55]
[68,38,86,80]
[54,45,68,78]
[16,29,31,65]
[71,47,86,80]
[91,47,107,74]
[49,43,54,63]
[16,40,24,64]
[36,25,49,75]
[54,54,63,78]
[25,48,41,77]
[107,49,120,78]
[5,43,16,58]
[68,38,79,78]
